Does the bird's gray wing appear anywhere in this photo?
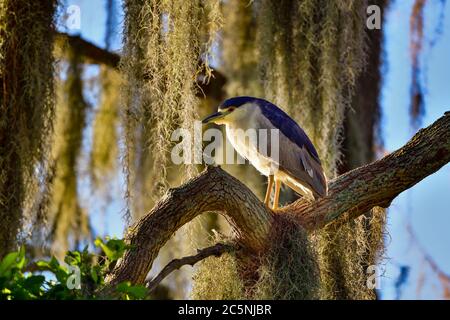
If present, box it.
[299,146,314,178]
[256,116,327,198]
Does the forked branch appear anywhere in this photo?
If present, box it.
[105,112,450,288]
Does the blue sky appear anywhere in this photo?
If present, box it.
[380,0,450,299]
[62,0,450,299]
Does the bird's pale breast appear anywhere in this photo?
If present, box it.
[224,109,278,177]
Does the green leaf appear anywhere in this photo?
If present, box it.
[95,238,131,262]
[1,288,11,294]
[90,268,98,284]
[116,281,147,300]
[36,257,68,283]
[64,251,81,266]
[23,275,45,295]
[49,256,60,270]
[126,286,147,299]
[0,252,19,277]
[0,247,25,278]
[35,260,50,269]
[16,246,26,270]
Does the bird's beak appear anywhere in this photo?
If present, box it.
[202,111,228,124]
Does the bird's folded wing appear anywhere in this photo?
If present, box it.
[300,146,314,178]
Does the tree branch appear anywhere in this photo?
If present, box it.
[104,166,273,287]
[280,112,450,229]
[145,243,234,293]
[55,33,120,68]
[55,33,226,101]
[105,112,450,288]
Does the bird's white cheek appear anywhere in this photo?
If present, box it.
[227,109,247,123]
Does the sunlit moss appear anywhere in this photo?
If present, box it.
[90,67,121,188]
[192,217,319,300]
[0,0,57,256]
[122,0,221,220]
[119,0,383,300]
[255,0,367,176]
[46,46,90,257]
[216,0,381,300]
[191,250,244,300]
[313,1,386,300]
[222,0,262,97]
[121,0,223,298]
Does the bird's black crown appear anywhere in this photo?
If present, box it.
[220,96,258,109]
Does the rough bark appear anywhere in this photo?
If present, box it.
[105,167,273,286]
[105,112,450,288]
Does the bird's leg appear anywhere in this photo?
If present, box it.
[264,175,274,207]
[272,180,281,210]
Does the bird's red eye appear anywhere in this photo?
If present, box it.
[228,107,235,112]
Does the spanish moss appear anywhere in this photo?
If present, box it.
[90,67,122,189]
[122,0,221,220]
[121,0,222,298]
[254,0,380,300]
[91,0,120,192]
[256,0,366,176]
[47,46,90,256]
[0,0,57,257]
[220,0,266,200]
[322,0,388,300]
[222,0,261,97]
[192,216,320,300]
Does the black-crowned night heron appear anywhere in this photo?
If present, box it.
[202,96,327,210]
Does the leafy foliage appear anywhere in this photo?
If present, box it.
[0,238,147,300]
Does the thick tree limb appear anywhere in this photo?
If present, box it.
[105,166,273,286]
[105,112,450,288]
[55,33,120,68]
[280,112,450,229]
[146,243,234,293]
